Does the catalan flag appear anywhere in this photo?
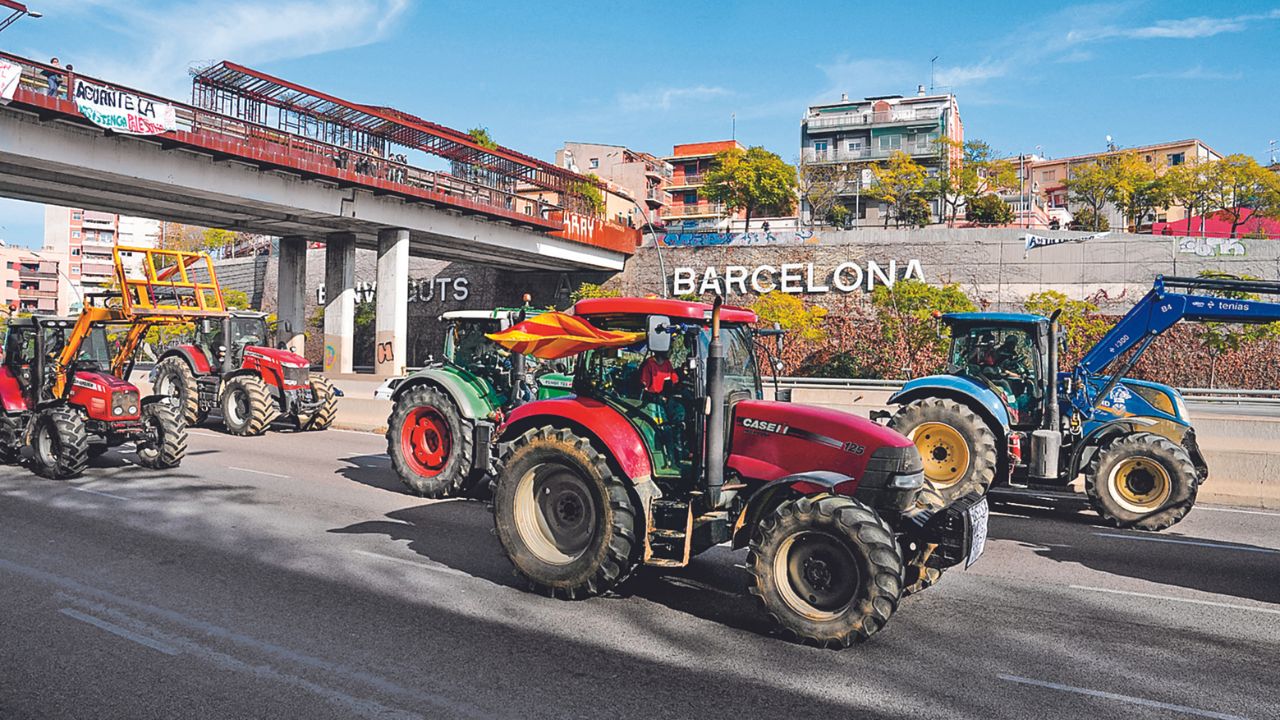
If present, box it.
[486,312,642,360]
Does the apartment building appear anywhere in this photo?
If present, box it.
[660,140,746,231]
[801,87,963,224]
[43,206,160,314]
[556,142,671,228]
[1031,139,1222,230]
[0,245,60,313]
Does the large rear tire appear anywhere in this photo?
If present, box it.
[386,384,474,498]
[153,356,202,426]
[298,376,338,431]
[890,398,997,503]
[30,406,89,479]
[221,375,276,436]
[493,426,636,599]
[747,495,903,648]
[1085,432,1197,531]
[136,403,187,469]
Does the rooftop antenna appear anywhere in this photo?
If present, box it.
[930,56,938,92]
[731,112,736,141]
[1270,139,1277,164]
[1106,134,1117,152]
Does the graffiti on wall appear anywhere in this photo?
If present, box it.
[1177,236,1246,257]
[658,229,819,247]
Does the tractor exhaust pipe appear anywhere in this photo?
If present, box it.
[705,295,726,508]
[1046,309,1061,432]
[1029,309,1063,481]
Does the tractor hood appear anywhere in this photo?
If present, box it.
[243,346,310,368]
[1088,376,1190,425]
[728,400,919,487]
[71,370,138,393]
[69,370,141,421]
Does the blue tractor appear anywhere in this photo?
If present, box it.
[887,275,1280,531]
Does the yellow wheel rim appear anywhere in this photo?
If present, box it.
[1108,457,1172,513]
[911,422,970,488]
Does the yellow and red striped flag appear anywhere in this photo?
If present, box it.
[486,312,642,360]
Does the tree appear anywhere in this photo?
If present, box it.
[750,292,828,342]
[467,127,498,149]
[1068,207,1109,232]
[1193,270,1280,386]
[966,194,1014,225]
[866,151,929,228]
[223,288,250,310]
[701,146,797,231]
[570,282,620,302]
[1023,290,1110,362]
[1203,154,1280,237]
[933,138,1018,226]
[567,173,606,216]
[1164,160,1214,236]
[1063,160,1112,230]
[870,279,975,376]
[1106,151,1171,232]
[796,160,857,226]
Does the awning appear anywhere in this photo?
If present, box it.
[486,312,642,360]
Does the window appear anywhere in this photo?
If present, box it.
[846,139,863,152]
[683,191,698,205]
[72,212,82,221]
[1168,152,1185,166]
[71,249,81,256]
[878,135,902,150]
[589,158,599,169]
[813,140,828,152]
[685,163,697,175]
[1040,170,1057,182]
[71,231,80,238]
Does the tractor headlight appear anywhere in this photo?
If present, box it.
[113,406,124,416]
[1173,392,1190,422]
[128,405,137,414]
[891,471,925,489]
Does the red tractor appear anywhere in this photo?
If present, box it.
[490,297,988,647]
[152,311,338,435]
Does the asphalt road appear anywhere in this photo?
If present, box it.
[1,425,1277,720]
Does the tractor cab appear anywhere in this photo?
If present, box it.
[440,308,573,404]
[194,311,271,373]
[942,312,1052,429]
[3,316,116,400]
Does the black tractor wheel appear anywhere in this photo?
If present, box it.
[890,398,997,503]
[902,480,946,596]
[747,495,903,648]
[493,426,636,599]
[1085,432,1197,531]
[30,406,89,479]
[221,375,277,436]
[298,376,338,431]
[136,403,188,469]
[386,385,474,498]
[153,356,204,426]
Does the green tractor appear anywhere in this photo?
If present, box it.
[386,308,573,498]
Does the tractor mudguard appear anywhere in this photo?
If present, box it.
[730,471,853,549]
[889,375,1011,431]
[393,368,492,420]
[0,367,27,412]
[498,397,654,484]
[1070,414,1196,479]
[161,346,213,376]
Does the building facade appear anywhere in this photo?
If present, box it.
[801,87,963,225]
[43,206,160,314]
[660,140,746,231]
[556,142,671,228]
[0,245,60,313]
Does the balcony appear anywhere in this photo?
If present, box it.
[660,203,725,218]
[805,106,942,132]
[646,186,670,206]
[802,143,940,164]
[18,288,58,299]
[666,173,704,188]
[644,163,673,181]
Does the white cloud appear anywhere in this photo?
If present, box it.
[935,61,1009,87]
[1069,8,1280,42]
[1133,65,1244,81]
[67,0,410,95]
[617,85,731,112]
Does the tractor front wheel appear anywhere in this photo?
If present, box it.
[30,406,89,479]
[298,376,338,431]
[493,426,636,599]
[1086,433,1197,531]
[747,495,903,647]
[890,398,997,503]
[136,403,188,469]
[153,356,205,426]
[221,376,277,436]
[386,385,473,498]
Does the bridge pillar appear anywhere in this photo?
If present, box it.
[324,232,357,375]
[277,236,308,356]
[375,228,409,377]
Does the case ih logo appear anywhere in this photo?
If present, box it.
[741,418,789,434]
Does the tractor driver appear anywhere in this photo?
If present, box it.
[639,347,686,461]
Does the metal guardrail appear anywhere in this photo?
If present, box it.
[771,377,1280,406]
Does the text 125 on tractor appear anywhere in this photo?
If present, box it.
[489,296,988,647]
[387,303,574,498]
[887,274,1280,531]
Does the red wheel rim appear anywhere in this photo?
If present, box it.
[401,407,451,477]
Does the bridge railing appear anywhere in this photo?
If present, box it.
[0,52,567,232]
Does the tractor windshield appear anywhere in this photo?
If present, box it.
[74,326,114,368]
[446,320,503,366]
[949,324,1042,423]
[227,317,268,349]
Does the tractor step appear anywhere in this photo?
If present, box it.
[644,499,692,567]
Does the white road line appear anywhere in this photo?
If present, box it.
[228,466,290,479]
[1070,585,1280,615]
[1094,532,1279,555]
[71,486,129,501]
[996,674,1249,720]
[59,607,181,656]
[1198,506,1280,518]
[351,549,469,577]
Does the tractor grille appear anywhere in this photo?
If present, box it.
[282,365,309,386]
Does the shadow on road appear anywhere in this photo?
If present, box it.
[335,453,403,493]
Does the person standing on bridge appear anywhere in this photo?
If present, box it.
[43,57,61,97]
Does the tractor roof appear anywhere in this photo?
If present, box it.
[943,312,1048,326]
[574,297,757,324]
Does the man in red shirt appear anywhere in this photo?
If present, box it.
[640,350,679,394]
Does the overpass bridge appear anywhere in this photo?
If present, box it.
[0,51,637,375]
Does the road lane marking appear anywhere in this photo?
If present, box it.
[228,466,290,479]
[351,549,469,577]
[1094,533,1279,554]
[59,607,180,655]
[1070,585,1280,615]
[1197,506,1280,518]
[996,674,1248,720]
[661,576,738,597]
[71,486,129,501]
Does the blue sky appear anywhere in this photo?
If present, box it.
[2,0,1278,246]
